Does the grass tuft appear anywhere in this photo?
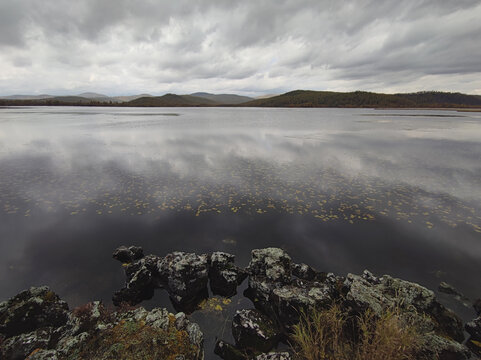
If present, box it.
[291,304,420,360]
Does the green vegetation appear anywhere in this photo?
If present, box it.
[70,316,200,360]
[242,90,481,108]
[126,93,219,106]
[291,304,420,360]
[1,90,480,107]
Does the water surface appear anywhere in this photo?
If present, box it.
[1,106,480,356]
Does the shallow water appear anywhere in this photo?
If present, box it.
[1,106,480,356]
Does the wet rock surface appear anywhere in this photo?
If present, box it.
[0,287,204,360]
[232,309,279,352]
[2,247,476,359]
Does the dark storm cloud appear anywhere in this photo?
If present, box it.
[0,0,480,95]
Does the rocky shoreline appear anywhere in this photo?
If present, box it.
[2,246,481,359]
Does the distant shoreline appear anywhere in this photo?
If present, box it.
[1,90,481,110]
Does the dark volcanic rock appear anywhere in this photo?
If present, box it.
[271,282,332,329]
[466,316,481,341]
[112,254,161,306]
[209,251,247,297]
[232,309,279,353]
[158,251,210,311]
[1,328,53,360]
[214,340,247,360]
[254,352,291,360]
[473,298,481,316]
[0,287,204,360]
[343,271,469,359]
[248,248,292,283]
[292,263,318,281]
[0,287,69,338]
[112,245,144,263]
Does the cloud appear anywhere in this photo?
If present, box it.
[0,0,480,95]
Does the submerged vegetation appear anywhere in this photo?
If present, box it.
[291,304,420,360]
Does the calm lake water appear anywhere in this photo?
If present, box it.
[1,106,481,355]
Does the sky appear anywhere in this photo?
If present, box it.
[1,0,481,97]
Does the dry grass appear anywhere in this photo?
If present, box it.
[291,304,420,360]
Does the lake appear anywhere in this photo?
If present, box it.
[1,106,480,356]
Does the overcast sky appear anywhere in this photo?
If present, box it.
[1,0,481,96]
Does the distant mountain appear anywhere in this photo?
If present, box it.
[77,92,109,99]
[0,94,53,100]
[112,94,153,102]
[126,94,219,107]
[255,94,279,99]
[190,92,253,104]
[242,90,481,108]
[1,90,481,108]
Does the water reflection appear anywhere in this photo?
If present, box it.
[0,106,480,356]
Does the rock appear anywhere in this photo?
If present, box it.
[438,282,470,306]
[271,282,332,329]
[158,252,210,311]
[244,275,280,318]
[343,271,468,358]
[248,248,292,283]
[473,299,481,316]
[419,333,471,360]
[144,307,170,331]
[0,286,69,338]
[232,309,279,353]
[209,252,248,297]
[466,316,481,341]
[254,352,291,360]
[214,340,247,360]
[112,245,144,263]
[292,263,318,281]
[26,349,58,360]
[112,254,161,306]
[1,328,53,360]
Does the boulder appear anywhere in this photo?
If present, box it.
[343,271,469,359]
[232,309,279,353]
[292,263,318,281]
[248,248,292,283]
[209,252,247,297]
[0,287,69,338]
[112,245,144,263]
[214,340,247,360]
[1,328,53,360]
[271,282,332,329]
[466,316,481,342]
[158,252,210,311]
[112,254,161,306]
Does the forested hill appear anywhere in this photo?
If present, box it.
[241,90,481,108]
[1,90,481,108]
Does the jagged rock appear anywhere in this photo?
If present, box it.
[112,245,144,263]
[214,340,247,360]
[244,275,280,318]
[255,352,291,360]
[26,349,58,359]
[209,252,247,297]
[473,299,481,316]
[292,263,318,281]
[1,328,53,360]
[112,254,161,306]
[343,271,468,358]
[158,252,210,310]
[232,309,279,353]
[0,287,69,338]
[419,333,471,360]
[248,248,292,283]
[466,316,481,341]
[271,282,332,329]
